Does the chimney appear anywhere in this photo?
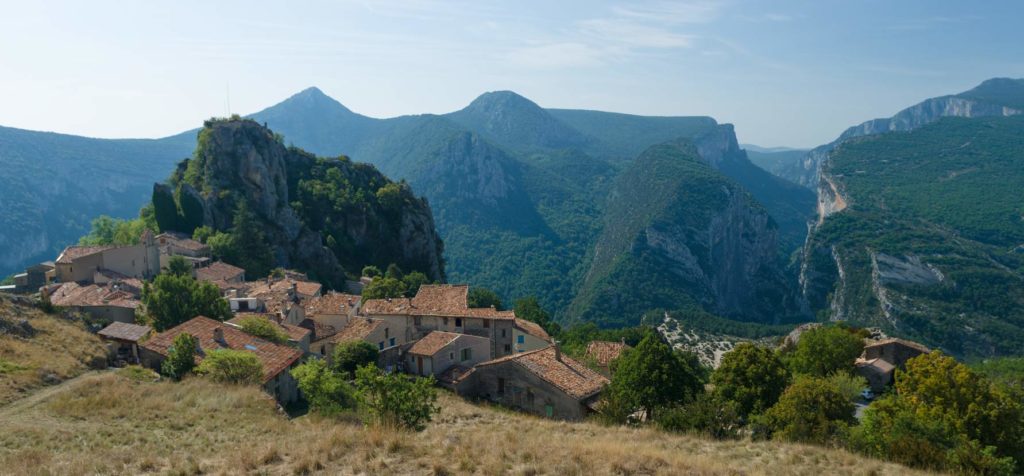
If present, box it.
[553,340,561,362]
[213,327,225,344]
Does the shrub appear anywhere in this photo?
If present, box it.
[237,316,288,344]
[354,365,438,431]
[604,332,706,420]
[711,342,789,419]
[161,333,198,380]
[332,341,379,379]
[658,393,741,440]
[761,376,855,445]
[142,274,230,331]
[291,359,354,415]
[166,256,193,277]
[783,326,865,377]
[195,349,263,385]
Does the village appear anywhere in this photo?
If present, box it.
[0,229,934,423]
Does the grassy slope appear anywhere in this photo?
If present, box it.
[0,295,107,405]
[0,372,925,476]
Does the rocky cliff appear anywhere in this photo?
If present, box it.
[154,118,445,286]
[787,82,1024,189]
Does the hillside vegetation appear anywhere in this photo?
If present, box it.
[0,372,924,476]
[0,294,107,405]
[804,115,1024,356]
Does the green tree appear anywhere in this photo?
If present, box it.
[195,349,263,385]
[513,296,562,337]
[152,186,182,232]
[161,333,198,380]
[79,215,154,246]
[401,271,429,297]
[237,316,288,344]
[206,231,238,262]
[230,201,274,278]
[176,185,205,234]
[354,364,438,431]
[784,326,865,377]
[468,288,503,310]
[142,274,230,331]
[361,277,407,300]
[604,332,705,420]
[385,263,404,280]
[332,341,379,378]
[375,182,404,211]
[361,265,381,278]
[760,376,854,444]
[166,255,193,277]
[658,393,741,440]
[192,225,215,244]
[291,359,354,415]
[711,342,790,419]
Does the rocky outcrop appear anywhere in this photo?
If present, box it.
[157,119,445,286]
[788,95,1022,189]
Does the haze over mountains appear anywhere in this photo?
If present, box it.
[3,78,1024,357]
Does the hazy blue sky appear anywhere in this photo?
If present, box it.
[2,0,1022,147]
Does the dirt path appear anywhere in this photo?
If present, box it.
[0,370,108,418]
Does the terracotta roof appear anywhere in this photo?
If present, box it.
[227,313,312,342]
[477,346,609,400]
[585,341,630,368]
[49,282,139,309]
[305,292,360,316]
[156,232,209,252]
[247,278,322,301]
[361,284,516,320]
[98,322,152,342]
[56,245,113,264]
[196,262,245,283]
[514,318,551,341]
[328,317,383,345]
[299,316,341,341]
[142,316,302,384]
[407,331,462,356]
[864,338,931,354]
[856,357,896,374]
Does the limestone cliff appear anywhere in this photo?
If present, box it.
[154,119,445,287]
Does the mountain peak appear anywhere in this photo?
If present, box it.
[277,86,353,114]
[448,91,590,151]
[956,77,1024,110]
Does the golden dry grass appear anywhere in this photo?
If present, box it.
[0,372,930,476]
[0,297,107,405]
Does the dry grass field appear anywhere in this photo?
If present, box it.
[0,295,107,405]
[0,370,929,476]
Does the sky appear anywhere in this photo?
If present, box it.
[1,0,1022,148]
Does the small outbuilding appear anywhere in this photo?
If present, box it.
[97,321,152,365]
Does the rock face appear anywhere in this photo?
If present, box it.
[155,119,445,286]
[788,93,1022,189]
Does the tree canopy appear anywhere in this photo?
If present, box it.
[784,326,865,377]
[141,274,230,331]
[605,331,706,420]
[195,349,264,385]
[711,342,790,419]
[161,333,198,380]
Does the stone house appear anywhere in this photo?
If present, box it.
[313,317,404,370]
[512,318,551,353]
[303,292,361,339]
[47,281,140,324]
[361,285,517,359]
[54,230,161,284]
[195,261,246,292]
[855,338,930,393]
[97,321,152,365]
[140,316,303,404]
[227,313,313,354]
[405,330,490,378]
[454,345,609,420]
[584,340,631,376]
[11,261,54,293]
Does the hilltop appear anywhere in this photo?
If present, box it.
[0,371,923,475]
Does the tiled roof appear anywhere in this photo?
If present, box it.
[227,313,311,342]
[305,292,360,316]
[864,338,931,354]
[514,318,551,341]
[196,261,245,283]
[329,317,383,345]
[98,322,152,342]
[361,284,516,320]
[49,282,140,309]
[477,346,609,400]
[56,245,113,264]
[856,357,896,374]
[438,365,474,385]
[407,331,461,356]
[247,278,322,301]
[142,316,302,384]
[156,232,209,252]
[585,341,630,367]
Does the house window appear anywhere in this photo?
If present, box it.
[497,378,505,395]
[378,341,384,350]
[501,329,506,338]
[545,405,554,418]
[517,335,525,344]
[320,346,326,356]
[460,348,472,362]
[455,318,462,327]
[449,352,454,361]
[385,328,390,339]
[389,337,396,347]
[504,344,511,353]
